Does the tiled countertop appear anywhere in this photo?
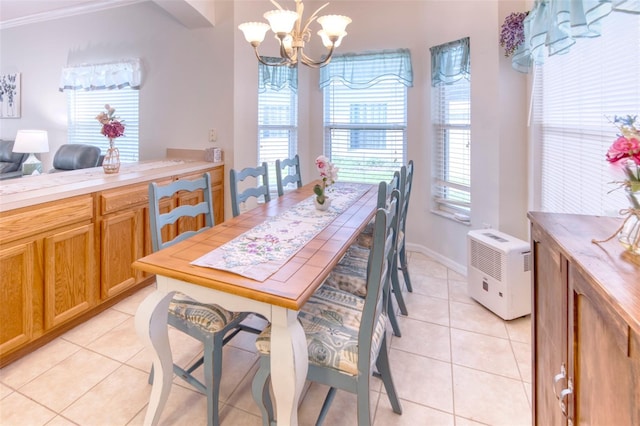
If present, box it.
[0,160,223,213]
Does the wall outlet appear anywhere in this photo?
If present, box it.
[208,129,217,142]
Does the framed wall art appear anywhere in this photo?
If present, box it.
[0,73,21,118]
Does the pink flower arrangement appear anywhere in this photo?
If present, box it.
[95,104,125,139]
[606,115,640,208]
[313,155,338,205]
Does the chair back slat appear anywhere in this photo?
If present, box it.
[148,172,214,252]
[230,162,271,217]
[275,154,303,197]
[399,160,413,233]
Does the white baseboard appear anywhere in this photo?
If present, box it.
[406,242,467,278]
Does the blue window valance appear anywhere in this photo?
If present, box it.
[429,38,470,87]
[59,59,141,91]
[258,57,298,93]
[512,0,640,73]
[319,48,413,89]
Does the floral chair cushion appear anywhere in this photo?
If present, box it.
[168,292,241,333]
[255,285,387,376]
[323,244,370,297]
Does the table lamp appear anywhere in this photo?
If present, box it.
[13,130,49,175]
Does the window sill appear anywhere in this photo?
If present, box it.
[430,209,471,226]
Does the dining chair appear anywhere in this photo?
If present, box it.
[229,162,271,217]
[148,172,261,426]
[275,154,303,196]
[251,184,403,426]
[396,160,414,293]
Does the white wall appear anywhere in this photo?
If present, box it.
[0,0,529,272]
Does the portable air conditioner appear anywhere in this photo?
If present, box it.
[467,229,532,320]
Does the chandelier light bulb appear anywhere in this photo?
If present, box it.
[238,22,270,44]
[316,15,351,37]
[317,30,346,48]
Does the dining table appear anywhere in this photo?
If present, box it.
[133,180,377,426]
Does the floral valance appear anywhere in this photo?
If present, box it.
[258,57,298,93]
[59,59,141,91]
[429,38,470,87]
[512,0,640,73]
[318,48,413,90]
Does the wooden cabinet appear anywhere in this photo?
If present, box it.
[0,162,224,367]
[529,212,640,426]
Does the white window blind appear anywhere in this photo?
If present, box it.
[258,84,298,193]
[323,79,406,183]
[67,87,139,162]
[534,11,640,216]
[432,77,471,217]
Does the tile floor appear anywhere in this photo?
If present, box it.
[0,252,532,426]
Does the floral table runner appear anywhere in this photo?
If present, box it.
[190,182,370,281]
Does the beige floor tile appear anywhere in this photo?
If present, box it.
[404,293,450,327]
[511,341,532,383]
[297,383,379,425]
[450,329,520,379]
[225,361,263,416]
[86,317,144,363]
[448,279,476,305]
[376,397,454,425]
[111,283,156,315]
[505,315,532,344]
[448,269,466,282]
[45,415,79,426]
[19,348,120,412]
[452,365,531,426]
[387,349,453,413]
[61,307,130,347]
[408,256,448,279]
[130,381,207,426]
[0,338,81,389]
[410,274,449,300]
[523,382,532,407]
[392,317,451,362]
[449,301,509,338]
[62,365,150,426]
[0,391,56,425]
[0,381,13,399]
[454,416,489,425]
[216,406,262,425]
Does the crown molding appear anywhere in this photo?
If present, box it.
[0,0,146,30]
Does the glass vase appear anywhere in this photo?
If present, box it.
[102,138,120,174]
[617,188,640,255]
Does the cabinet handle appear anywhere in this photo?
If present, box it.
[552,363,567,400]
[559,378,573,418]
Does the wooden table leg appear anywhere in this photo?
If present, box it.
[134,290,176,426]
[269,306,308,426]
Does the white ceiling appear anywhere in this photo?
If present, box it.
[0,0,214,29]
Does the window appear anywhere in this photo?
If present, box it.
[67,88,139,162]
[430,38,471,220]
[257,61,298,192]
[534,11,640,216]
[61,60,141,162]
[321,49,413,184]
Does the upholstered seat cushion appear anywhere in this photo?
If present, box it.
[168,292,241,333]
[255,285,387,376]
[355,219,375,248]
[323,244,370,297]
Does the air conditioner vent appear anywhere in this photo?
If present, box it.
[523,251,531,272]
[470,239,504,282]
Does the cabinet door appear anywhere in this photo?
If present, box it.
[101,209,144,299]
[43,224,96,329]
[570,266,640,425]
[210,166,224,224]
[532,224,569,426]
[0,243,39,356]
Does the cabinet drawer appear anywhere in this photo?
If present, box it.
[100,183,149,214]
[0,195,93,243]
[210,166,223,184]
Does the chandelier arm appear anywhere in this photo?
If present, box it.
[252,45,292,67]
[301,3,329,35]
[299,43,335,68]
[269,0,284,11]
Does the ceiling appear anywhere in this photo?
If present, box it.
[0,0,214,29]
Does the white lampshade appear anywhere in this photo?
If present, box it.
[317,15,351,37]
[13,130,49,154]
[264,9,298,34]
[238,22,270,44]
[318,30,347,48]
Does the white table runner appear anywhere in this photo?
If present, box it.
[191,182,370,281]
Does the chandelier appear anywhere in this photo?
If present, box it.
[238,0,351,68]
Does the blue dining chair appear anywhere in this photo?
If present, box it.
[275,154,303,197]
[397,160,414,293]
[229,162,271,217]
[148,172,261,426]
[251,183,403,426]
